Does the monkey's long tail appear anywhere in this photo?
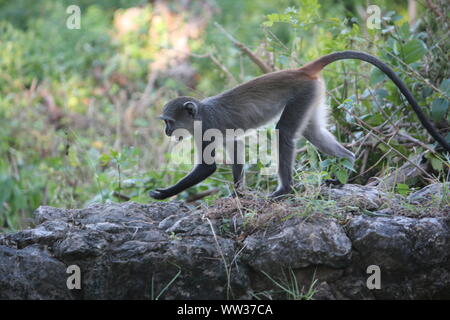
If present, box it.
[303,50,450,152]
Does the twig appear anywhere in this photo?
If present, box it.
[327,87,435,179]
[367,151,429,187]
[208,53,238,83]
[186,188,219,202]
[396,131,437,154]
[378,43,450,99]
[179,49,237,84]
[263,28,301,67]
[214,22,273,74]
[425,0,443,18]
[344,105,434,179]
[359,149,369,176]
[350,149,391,182]
[113,191,131,201]
[40,89,64,126]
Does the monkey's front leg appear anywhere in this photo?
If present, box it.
[227,139,244,197]
[232,163,244,188]
[149,163,217,200]
[229,163,244,197]
[150,140,217,200]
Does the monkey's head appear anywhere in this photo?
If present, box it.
[158,96,201,140]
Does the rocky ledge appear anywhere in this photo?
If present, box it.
[0,183,449,299]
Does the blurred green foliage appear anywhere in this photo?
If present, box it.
[0,0,448,231]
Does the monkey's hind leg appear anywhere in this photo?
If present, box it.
[270,97,315,199]
[302,103,355,163]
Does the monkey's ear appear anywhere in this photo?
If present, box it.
[183,101,198,117]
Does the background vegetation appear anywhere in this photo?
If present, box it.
[0,0,448,231]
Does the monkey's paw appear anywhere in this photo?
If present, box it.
[268,188,293,200]
[323,178,343,186]
[149,188,172,200]
[228,189,244,198]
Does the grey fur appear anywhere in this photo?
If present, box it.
[155,69,353,198]
[151,49,448,200]
[303,122,355,162]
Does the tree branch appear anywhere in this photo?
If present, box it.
[214,22,273,74]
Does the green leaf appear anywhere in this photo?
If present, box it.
[133,118,149,127]
[341,159,356,172]
[0,178,13,207]
[370,68,387,85]
[320,159,332,169]
[396,183,410,196]
[397,23,410,39]
[402,39,427,64]
[391,14,403,22]
[366,113,384,126]
[431,98,449,122]
[430,156,443,171]
[99,153,111,166]
[374,88,388,99]
[422,87,433,99]
[68,148,80,167]
[335,170,348,184]
[109,149,119,159]
[439,79,450,95]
